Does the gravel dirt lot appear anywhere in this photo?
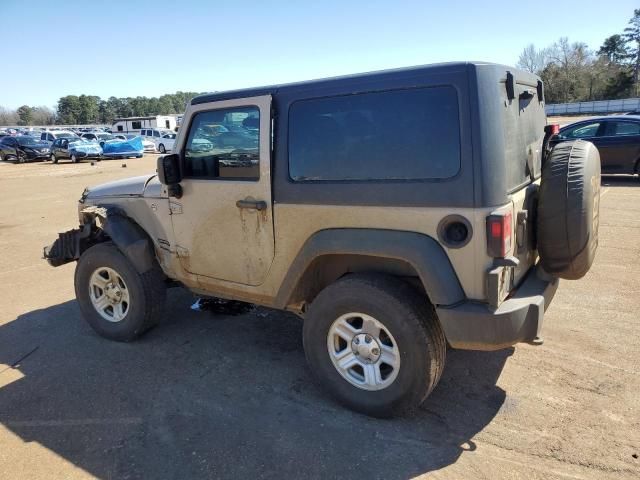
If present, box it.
[0,156,638,480]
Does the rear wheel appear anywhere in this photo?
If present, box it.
[75,243,166,342]
[303,274,446,417]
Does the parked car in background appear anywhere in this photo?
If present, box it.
[81,132,116,146]
[49,138,102,163]
[0,135,50,163]
[550,115,640,176]
[40,130,78,145]
[154,132,176,153]
[126,134,156,153]
[102,135,144,159]
[24,130,44,139]
[140,128,173,152]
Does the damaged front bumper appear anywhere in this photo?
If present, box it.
[43,223,91,267]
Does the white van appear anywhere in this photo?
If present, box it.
[40,130,78,145]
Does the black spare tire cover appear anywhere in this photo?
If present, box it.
[537,140,601,280]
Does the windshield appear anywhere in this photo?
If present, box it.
[17,136,38,146]
[57,133,77,139]
[163,133,176,139]
[97,134,113,140]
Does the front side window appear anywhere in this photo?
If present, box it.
[563,122,601,139]
[183,106,260,180]
[289,87,461,181]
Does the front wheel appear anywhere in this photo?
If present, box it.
[74,243,166,342]
[303,274,446,417]
[71,154,78,163]
[50,154,58,164]
[158,144,166,154]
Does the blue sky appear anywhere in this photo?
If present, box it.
[0,0,636,109]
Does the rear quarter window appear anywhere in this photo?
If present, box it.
[288,86,461,181]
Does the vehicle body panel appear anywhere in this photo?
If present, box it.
[168,95,275,287]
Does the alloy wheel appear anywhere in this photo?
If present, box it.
[326,312,401,391]
[89,267,131,323]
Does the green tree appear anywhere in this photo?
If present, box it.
[57,96,81,124]
[16,105,33,125]
[598,34,628,64]
[77,95,100,124]
[623,8,640,95]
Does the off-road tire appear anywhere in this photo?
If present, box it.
[74,242,166,342]
[303,273,446,417]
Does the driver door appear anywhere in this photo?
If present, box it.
[169,95,274,286]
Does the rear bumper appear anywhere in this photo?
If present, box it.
[435,266,559,351]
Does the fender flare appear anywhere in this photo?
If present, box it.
[274,229,466,308]
[84,206,156,274]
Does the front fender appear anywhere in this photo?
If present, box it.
[44,206,156,274]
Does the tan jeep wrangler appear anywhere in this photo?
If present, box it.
[44,62,601,417]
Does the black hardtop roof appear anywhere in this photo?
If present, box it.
[191,61,517,105]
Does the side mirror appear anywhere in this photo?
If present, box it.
[157,153,182,185]
[157,154,183,198]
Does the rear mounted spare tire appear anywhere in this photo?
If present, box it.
[537,140,601,280]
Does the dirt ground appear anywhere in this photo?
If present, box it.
[0,156,638,480]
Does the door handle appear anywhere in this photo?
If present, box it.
[236,199,267,211]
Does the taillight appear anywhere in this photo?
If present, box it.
[486,212,512,257]
[544,124,560,136]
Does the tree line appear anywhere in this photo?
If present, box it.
[517,9,640,103]
[0,91,200,126]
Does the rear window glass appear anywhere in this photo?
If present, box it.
[610,121,640,136]
[288,87,461,181]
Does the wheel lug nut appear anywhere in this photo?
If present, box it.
[365,335,372,343]
[372,348,380,355]
[354,351,359,356]
[354,338,360,345]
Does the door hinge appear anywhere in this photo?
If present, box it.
[176,245,189,258]
[169,201,183,215]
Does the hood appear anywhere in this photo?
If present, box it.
[85,174,157,198]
